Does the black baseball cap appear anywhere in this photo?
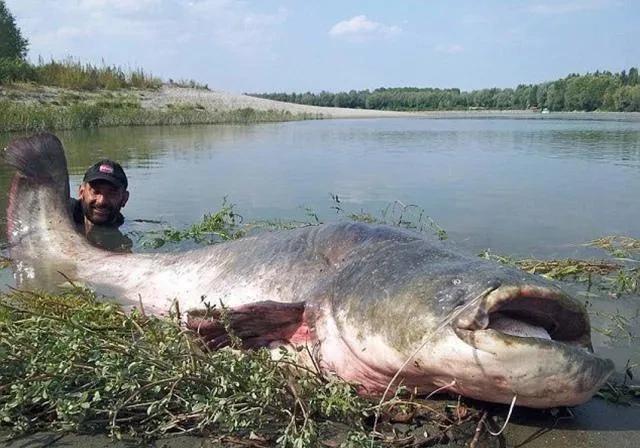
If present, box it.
[83,159,128,189]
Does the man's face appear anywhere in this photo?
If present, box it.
[79,180,129,225]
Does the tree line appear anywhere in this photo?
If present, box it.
[249,68,640,113]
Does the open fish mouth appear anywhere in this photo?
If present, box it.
[448,285,614,406]
[453,285,594,351]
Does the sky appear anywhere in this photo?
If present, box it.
[5,0,640,93]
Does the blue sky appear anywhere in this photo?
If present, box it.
[6,0,640,93]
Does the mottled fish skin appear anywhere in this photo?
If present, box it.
[4,133,615,408]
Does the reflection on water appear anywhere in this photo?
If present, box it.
[1,117,640,370]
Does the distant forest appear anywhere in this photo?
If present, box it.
[249,68,640,112]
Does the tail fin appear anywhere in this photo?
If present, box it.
[4,133,78,258]
[4,133,70,190]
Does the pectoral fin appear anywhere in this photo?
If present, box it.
[186,300,311,349]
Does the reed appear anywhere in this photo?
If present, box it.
[0,57,162,90]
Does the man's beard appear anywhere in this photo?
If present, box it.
[81,202,118,225]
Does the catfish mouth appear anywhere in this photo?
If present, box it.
[453,285,592,351]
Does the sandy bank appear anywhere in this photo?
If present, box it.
[146,86,640,121]
[142,85,409,118]
[3,83,640,122]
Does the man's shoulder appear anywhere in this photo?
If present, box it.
[69,198,83,225]
[114,211,125,227]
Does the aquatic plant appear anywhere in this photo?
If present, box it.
[330,195,448,240]
[587,235,640,259]
[479,250,621,281]
[597,361,639,405]
[140,200,245,248]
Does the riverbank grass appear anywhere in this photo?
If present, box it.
[0,97,317,132]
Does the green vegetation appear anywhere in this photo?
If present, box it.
[587,235,640,259]
[0,289,368,445]
[479,250,620,279]
[479,250,639,296]
[598,362,639,405]
[0,0,28,60]
[250,67,640,112]
[330,196,448,240]
[598,381,640,405]
[0,58,162,90]
[0,58,319,132]
[135,198,448,250]
[140,200,245,248]
[0,288,498,446]
[168,78,210,90]
[0,100,316,133]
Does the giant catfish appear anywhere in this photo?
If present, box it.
[4,133,614,408]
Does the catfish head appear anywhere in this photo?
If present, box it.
[325,235,614,408]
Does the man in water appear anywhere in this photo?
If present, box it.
[70,160,133,252]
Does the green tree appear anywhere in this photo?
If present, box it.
[542,81,564,110]
[0,0,28,59]
[628,67,639,86]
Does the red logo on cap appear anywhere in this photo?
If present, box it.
[99,164,114,174]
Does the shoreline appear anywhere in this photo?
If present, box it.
[148,86,640,121]
[2,84,640,134]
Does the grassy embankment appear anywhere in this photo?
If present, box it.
[0,59,317,132]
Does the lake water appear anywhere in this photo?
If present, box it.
[1,117,639,375]
[2,119,640,255]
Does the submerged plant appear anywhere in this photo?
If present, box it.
[597,361,640,405]
[329,195,448,240]
[139,199,245,248]
[587,236,640,259]
[478,251,620,282]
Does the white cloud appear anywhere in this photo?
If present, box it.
[528,0,612,15]
[329,15,401,42]
[78,0,163,14]
[435,44,464,55]
[6,0,288,61]
[0,0,293,94]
